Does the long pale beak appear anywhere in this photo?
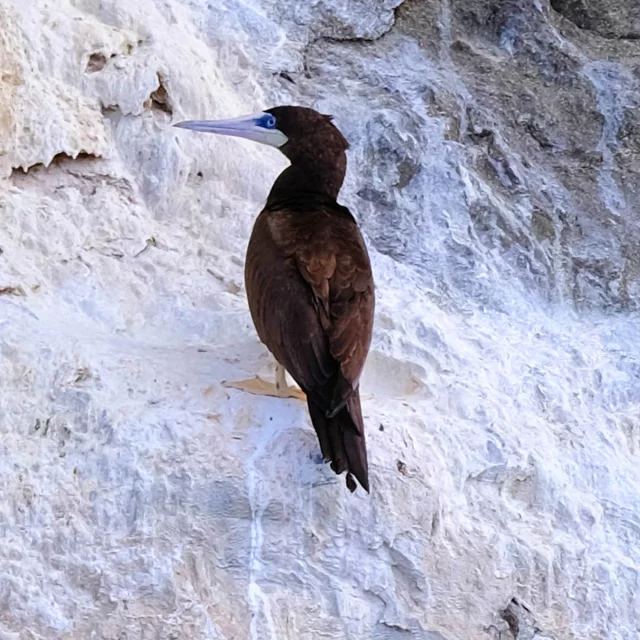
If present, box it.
[173,112,288,148]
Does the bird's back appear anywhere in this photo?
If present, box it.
[244,200,374,491]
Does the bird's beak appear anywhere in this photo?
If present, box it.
[173,112,288,148]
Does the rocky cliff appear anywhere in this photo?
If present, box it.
[1,1,639,638]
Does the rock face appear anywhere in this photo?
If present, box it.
[550,0,640,40]
[1,1,639,638]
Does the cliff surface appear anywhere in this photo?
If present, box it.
[1,1,639,638]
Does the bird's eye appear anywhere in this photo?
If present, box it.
[264,115,276,129]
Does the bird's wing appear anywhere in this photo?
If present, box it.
[247,205,374,418]
[292,214,374,415]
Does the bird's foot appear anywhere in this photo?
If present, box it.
[222,376,307,401]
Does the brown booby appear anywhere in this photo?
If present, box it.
[175,107,375,492]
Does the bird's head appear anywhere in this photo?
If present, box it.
[174,105,349,165]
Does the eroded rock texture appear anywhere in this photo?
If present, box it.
[1,1,639,638]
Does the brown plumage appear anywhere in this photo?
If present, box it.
[175,106,374,492]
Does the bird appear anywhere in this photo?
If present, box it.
[174,106,375,493]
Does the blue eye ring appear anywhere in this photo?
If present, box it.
[263,114,277,129]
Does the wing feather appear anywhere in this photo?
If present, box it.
[245,204,374,415]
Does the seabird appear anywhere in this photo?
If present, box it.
[175,106,375,493]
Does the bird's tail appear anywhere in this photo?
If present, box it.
[307,389,369,493]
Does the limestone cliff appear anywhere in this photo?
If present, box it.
[1,1,639,638]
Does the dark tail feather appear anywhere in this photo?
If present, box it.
[342,392,369,493]
[307,390,369,493]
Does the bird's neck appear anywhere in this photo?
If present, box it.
[265,153,346,209]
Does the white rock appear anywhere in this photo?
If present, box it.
[1,1,639,638]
